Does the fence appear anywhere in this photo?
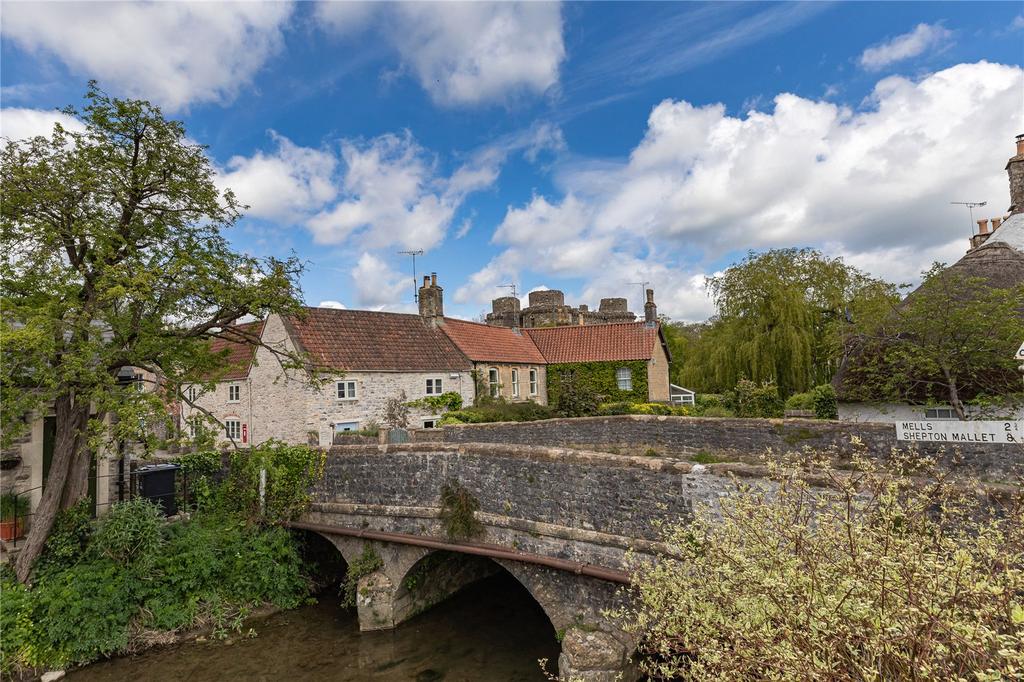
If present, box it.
[3,462,197,549]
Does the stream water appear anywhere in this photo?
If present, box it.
[67,573,560,681]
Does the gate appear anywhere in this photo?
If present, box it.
[386,428,410,444]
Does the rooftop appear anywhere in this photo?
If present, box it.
[439,317,546,364]
[525,322,664,363]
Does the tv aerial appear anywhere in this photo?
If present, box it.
[398,250,424,302]
[498,283,519,299]
[950,201,987,236]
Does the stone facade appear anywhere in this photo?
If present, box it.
[183,313,476,447]
[485,289,637,328]
[476,362,547,404]
[646,334,670,402]
[1006,133,1024,214]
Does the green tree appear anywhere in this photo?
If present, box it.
[1,84,306,582]
[846,264,1024,420]
[678,248,895,396]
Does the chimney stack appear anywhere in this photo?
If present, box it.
[644,288,658,324]
[418,272,444,323]
[1006,133,1024,214]
[977,218,990,235]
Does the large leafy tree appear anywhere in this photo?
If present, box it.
[678,248,895,396]
[844,264,1024,420]
[1,84,305,582]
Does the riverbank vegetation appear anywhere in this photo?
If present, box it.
[0,442,324,676]
[619,450,1024,680]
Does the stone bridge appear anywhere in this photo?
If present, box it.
[294,442,746,681]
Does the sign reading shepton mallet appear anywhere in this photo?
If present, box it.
[896,420,1024,444]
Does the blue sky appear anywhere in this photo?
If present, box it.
[2,2,1022,321]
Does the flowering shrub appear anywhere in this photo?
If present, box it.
[619,446,1024,680]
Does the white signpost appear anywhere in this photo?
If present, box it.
[896,420,1024,444]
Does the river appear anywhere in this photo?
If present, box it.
[67,573,560,681]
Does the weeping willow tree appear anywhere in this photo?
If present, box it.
[678,249,895,397]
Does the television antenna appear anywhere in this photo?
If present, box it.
[397,249,424,302]
[498,283,519,299]
[628,280,650,309]
[950,201,987,236]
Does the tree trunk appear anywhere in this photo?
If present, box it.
[61,439,90,510]
[13,393,89,583]
[945,370,967,421]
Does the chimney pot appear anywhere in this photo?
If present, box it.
[977,218,990,234]
[423,275,430,286]
[991,216,1002,231]
[1016,133,1024,156]
[431,272,437,286]
[643,288,658,323]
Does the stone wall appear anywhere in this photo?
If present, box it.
[442,415,1024,481]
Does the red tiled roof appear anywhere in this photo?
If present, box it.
[208,320,264,380]
[439,318,546,364]
[525,322,662,363]
[285,307,471,372]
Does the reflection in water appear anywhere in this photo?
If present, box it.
[68,572,560,681]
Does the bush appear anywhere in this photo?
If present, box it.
[219,440,325,522]
[439,399,555,425]
[34,500,93,576]
[555,378,599,417]
[700,406,735,418]
[784,391,815,411]
[619,452,1024,680]
[91,499,165,568]
[811,383,838,420]
[726,379,783,418]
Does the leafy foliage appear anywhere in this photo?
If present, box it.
[439,399,555,425]
[847,264,1024,419]
[723,378,783,418]
[674,249,895,396]
[547,360,649,408]
[0,492,29,521]
[439,480,485,541]
[382,391,411,429]
[811,383,838,420]
[619,448,1024,680]
[406,391,464,412]
[1,500,309,674]
[218,440,326,523]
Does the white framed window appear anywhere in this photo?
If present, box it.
[336,380,358,400]
[334,421,359,434]
[615,367,633,391]
[924,407,956,420]
[133,372,145,392]
[228,383,240,402]
[422,419,437,429]
[529,368,538,395]
[511,369,519,398]
[187,386,197,403]
[426,378,443,395]
[225,419,241,440]
[488,368,499,398]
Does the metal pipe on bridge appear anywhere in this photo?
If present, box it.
[284,520,632,584]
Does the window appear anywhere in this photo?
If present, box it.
[488,368,500,398]
[187,386,197,403]
[334,421,359,434]
[225,419,241,440]
[426,378,443,395]
[529,368,538,395]
[511,369,519,398]
[615,367,633,391]
[133,372,145,392]
[422,419,437,429]
[228,383,240,402]
[925,407,956,420]
[336,381,357,400]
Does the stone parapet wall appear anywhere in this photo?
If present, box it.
[442,415,1024,481]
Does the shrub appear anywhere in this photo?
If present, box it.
[619,452,1024,680]
[439,399,555,425]
[727,378,783,418]
[555,378,600,417]
[33,500,93,576]
[176,450,223,511]
[382,391,410,429]
[91,499,165,568]
[406,392,463,412]
[699,406,735,418]
[219,440,325,522]
[811,383,838,420]
[784,391,815,411]
[694,393,725,410]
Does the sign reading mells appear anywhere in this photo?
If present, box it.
[896,420,1024,444]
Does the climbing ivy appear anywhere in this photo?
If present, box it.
[439,480,484,541]
[546,360,649,407]
[341,543,383,608]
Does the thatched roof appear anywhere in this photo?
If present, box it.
[834,212,1024,401]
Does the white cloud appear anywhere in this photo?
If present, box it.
[351,252,413,309]
[0,107,85,140]
[462,61,1023,320]
[218,132,338,223]
[1,2,293,110]
[859,23,952,71]
[317,300,347,310]
[316,2,565,106]
[307,131,498,250]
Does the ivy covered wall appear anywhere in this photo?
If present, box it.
[546,360,649,405]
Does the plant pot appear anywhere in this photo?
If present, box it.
[0,518,24,542]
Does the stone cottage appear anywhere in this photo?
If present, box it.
[524,292,671,405]
[183,307,474,447]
